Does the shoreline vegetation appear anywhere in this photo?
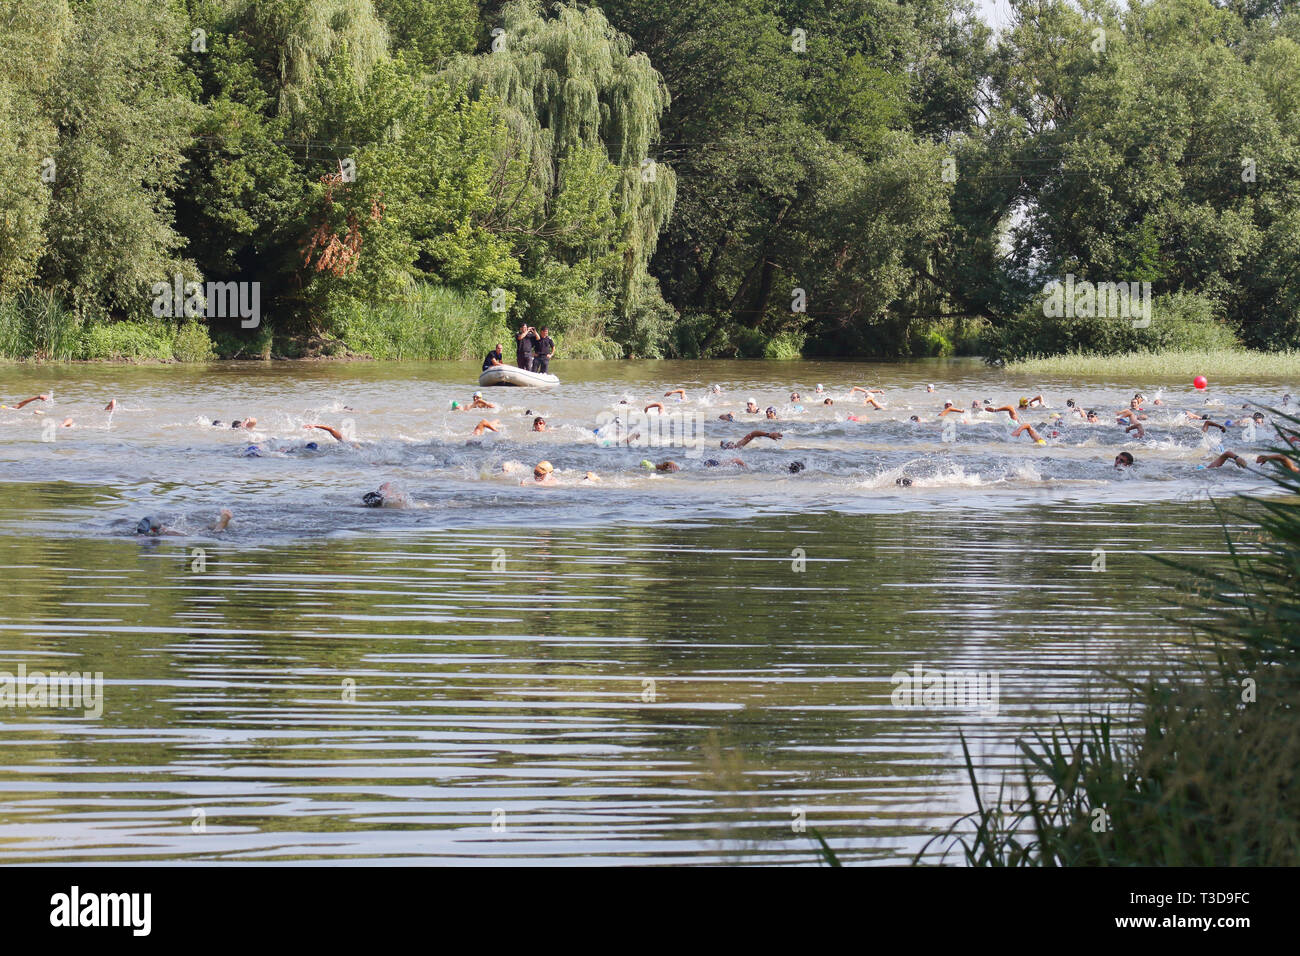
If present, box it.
[7,1,1300,366]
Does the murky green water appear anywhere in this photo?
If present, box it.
[0,359,1279,863]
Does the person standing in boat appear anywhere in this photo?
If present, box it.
[534,326,555,375]
[515,324,539,371]
[482,342,504,371]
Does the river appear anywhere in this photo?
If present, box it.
[0,358,1285,863]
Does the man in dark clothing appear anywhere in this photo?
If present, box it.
[482,343,504,371]
[515,324,538,371]
[533,327,555,374]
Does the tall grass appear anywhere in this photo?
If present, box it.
[921,408,1300,866]
[1006,347,1300,380]
[0,291,219,362]
[327,284,511,360]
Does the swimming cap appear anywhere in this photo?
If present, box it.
[212,420,223,426]
[305,442,319,451]
[896,477,912,486]
[640,459,654,469]
[450,401,460,409]
[362,491,384,507]
[704,459,720,467]
[766,406,777,414]
[1019,398,1029,407]
[536,460,554,474]
[243,444,262,457]
[231,421,242,428]
[1036,439,1046,445]
[135,517,155,534]
[473,392,482,399]
[788,461,805,473]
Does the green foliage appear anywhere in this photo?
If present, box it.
[78,321,178,362]
[0,288,80,360]
[172,321,219,362]
[326,282,510,360]
[986,292,1240,364]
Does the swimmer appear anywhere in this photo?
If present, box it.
[473,419,501,436]
[133,516,182,536]
[860,395,885,410]
[790,392,801,402]
[59,417,74,428]
[718,412,737,422]
[2,394,49,410]
[896,477,913,486]
[1207,451,1246,469]
[644,402,665,414]
[823,398,834,406]
[532,416,547,432]
[985,404,1022,422]
[765,406,778,420]
[470,392,496,410]
[1011,422,1046,443]
[788,461,805,473]
[1021,395,1045,408]
[210,509,232,532]
[710,385,723,394]
[939,402,964,417]
[1256,453,1300,473]
[1201,419,1227,434]
[104,399,117,412]
[583,471,601,481]
[526,461,556,484]
[235,417,257,429]
[1085,410,1100,423]
[1114,451,1134,469]
[664,389,686,401]
[1124,421,1145,440]
[654,461,681,472]
[745,400,760,414]
[925,384,935,393]
[305,424,347,442]
[814,384,825,394]
[721,430,783,449]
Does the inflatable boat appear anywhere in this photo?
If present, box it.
[478,365,560,388]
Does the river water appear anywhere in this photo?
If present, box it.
[0,359,1287,863]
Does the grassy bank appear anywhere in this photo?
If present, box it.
[922,412,1300,866]
[1006,348,1300,380]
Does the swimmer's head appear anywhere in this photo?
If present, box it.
[909,415,920,422]
[1253,412,1265,422]
[788,461,805,473]
[640,459,654,469]
[212,420,223,427]
[790,392,800,402]
[1018,397,1029,408]
[135,517,158,535]
[1086,410,1099,422]
[450,401,461,410]
[534,460,554,480]
[532,417,547,432]
[305,442,319,451]
[765,406,777,419]
[823,398,833,406]
[473,392,483,399]
[231,420,242,428]
[1115,451,1134,468]
[745,400,758,413]
[896,477,912,487]
[362,491,385,507]
[815,384,824,392]
[704,459,720,467]
[943,401,954,409]
[926,384,935,392]
[243,444,262,458]
[1066,399,1075,408]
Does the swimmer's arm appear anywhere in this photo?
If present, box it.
[305,424,345,442]
[12,395,49,409]
[939,407,963,417]
[1256,453,1300,472]
[474,419,500,434]
[664,389,685,398]
[734,430,783,448]
[1028,395,1044,406]
[1208,451,1245,468]
[644,402,664,413]
[210,509,232,532]
[1201,420,1226,433]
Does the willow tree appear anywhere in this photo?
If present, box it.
[445,0,676,333]
[0,0,70,294]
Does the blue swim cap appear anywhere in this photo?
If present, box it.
[243,444,262,458]
[135,517,154,534]
[305,442,319,451]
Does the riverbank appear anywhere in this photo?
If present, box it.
[1005,348,1300,380]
